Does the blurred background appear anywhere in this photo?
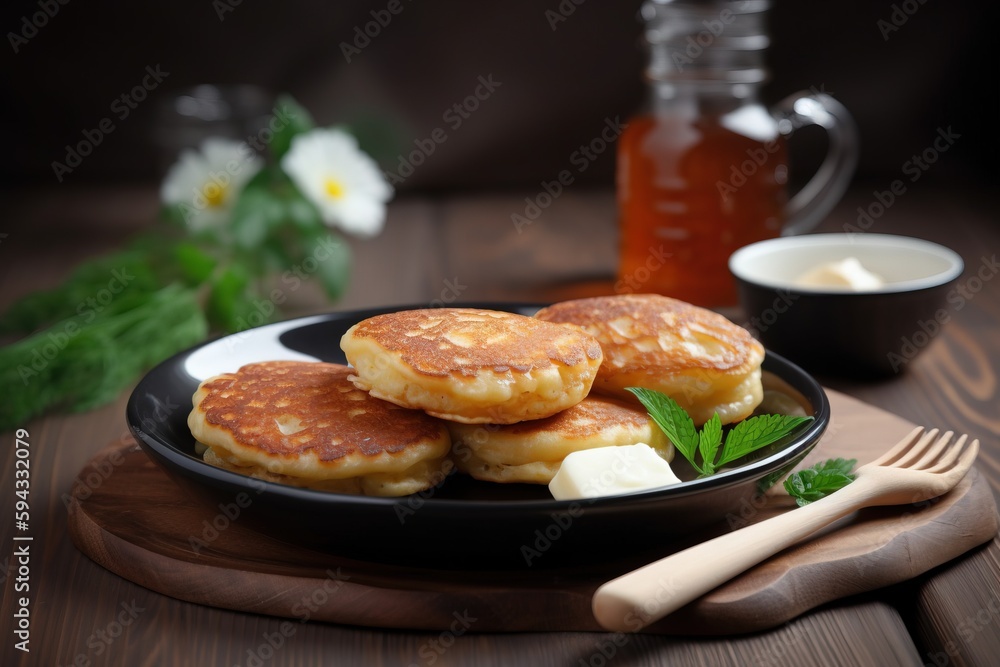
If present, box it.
[2,0,994,193]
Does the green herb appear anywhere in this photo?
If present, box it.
[627,387,814,478]
[0,248,162,335]
[783,458,857,506]
[0,283,207,430]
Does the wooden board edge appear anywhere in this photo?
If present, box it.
[67,494,606,633]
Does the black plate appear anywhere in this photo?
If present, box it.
[127,303,830,570]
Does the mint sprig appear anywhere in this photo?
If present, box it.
[627,387,813,478]
[783,458,857,506]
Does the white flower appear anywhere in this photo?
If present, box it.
[280,128,393,238]
[160,138,263,231]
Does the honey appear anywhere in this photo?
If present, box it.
[616,112,788,307]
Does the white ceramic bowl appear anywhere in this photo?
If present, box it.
[729,233,964,377]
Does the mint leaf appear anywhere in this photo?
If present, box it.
[698,413,723,477]
[717,414,814,467]
[627,387,702,474]
[628,387,814,479]
[784,458,857,506]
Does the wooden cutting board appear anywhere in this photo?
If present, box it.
[66,389,998,635]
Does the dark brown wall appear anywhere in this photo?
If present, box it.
[2,0,995,191]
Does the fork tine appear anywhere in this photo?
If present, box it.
[870,426,925,466]
[922,432,964,469]
[910,431,955,469]
[891,428,940,468]
[926,436,979,475]
[956,438,980,474]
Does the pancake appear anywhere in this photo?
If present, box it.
[534,294,764,425]
[448,394,673,484]
[188,361,452,496]
[340,308,603,424]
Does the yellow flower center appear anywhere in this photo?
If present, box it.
[202,182,227,208]
[324,177,346,199]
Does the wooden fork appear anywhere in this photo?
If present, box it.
[592,427,980,633]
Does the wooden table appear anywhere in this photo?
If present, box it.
[2,184,998,666]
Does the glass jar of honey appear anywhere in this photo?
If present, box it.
[617,0,858,308]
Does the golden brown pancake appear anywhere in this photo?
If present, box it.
[188,361,452,496]
[447,394,673,484]
[340,308,603,424]
[535,294,764,425]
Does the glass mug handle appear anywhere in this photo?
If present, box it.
[771,92,859,237]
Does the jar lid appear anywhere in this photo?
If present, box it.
[641,0,771,83]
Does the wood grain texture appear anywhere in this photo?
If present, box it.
[914,536,1000,667]
[1,186,998,666]
[65,389,998,636]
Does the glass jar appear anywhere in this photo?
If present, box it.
[616,0,857,308]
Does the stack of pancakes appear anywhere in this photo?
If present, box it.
[189,295,765,496]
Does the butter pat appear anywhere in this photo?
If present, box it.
[549,443,681,500]
[794,257,885,291]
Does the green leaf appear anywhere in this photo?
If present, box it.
[270,94,315,160]
[698,413,723,477]
[229,165,328,252]
[717,414,814,467]
[172,242,217,285]
[258,236,295,273]
[207,264,253,332]
[628,387,816,481]
[229,175,285,249]
[283,188,323,234]
[306,232,351,301]
[784,458,857,506]
[627,387,701,474]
